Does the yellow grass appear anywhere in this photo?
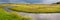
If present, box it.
[1,4,60,13]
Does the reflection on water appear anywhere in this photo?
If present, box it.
[3,7,60,20]
[18,13,60,20]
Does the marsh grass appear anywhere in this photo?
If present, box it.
[9,4,60,13]
[0,8,32,20]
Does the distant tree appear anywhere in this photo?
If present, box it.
[53,1,60,4]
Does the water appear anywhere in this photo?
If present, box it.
[17,12,60,20]
[3,7,60,20]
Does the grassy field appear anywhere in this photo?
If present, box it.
[0,4,60,20]
[0,7,32,20]
[8,4,60,13]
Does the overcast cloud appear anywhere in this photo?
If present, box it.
[0,0,60,4]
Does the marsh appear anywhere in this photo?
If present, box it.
[2,5,60,20]
[0,0,60,20]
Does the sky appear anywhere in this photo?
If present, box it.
[0,0,9,3]
[0,0,60,4]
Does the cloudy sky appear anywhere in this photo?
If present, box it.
[0,0,60,4]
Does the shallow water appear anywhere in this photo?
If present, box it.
[3,7,60,20]
[17,12,60,20]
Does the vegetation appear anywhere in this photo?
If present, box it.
[0,8,32,20]
[53,1,60,4]
[9,4,60,13]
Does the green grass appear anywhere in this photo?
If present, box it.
[0,8,32,20]
[9,4,60,13]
